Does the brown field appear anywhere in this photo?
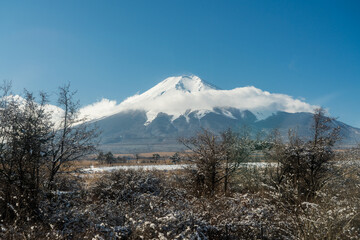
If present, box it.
[67,151,191,172]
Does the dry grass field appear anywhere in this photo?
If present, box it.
[65,151,190,172]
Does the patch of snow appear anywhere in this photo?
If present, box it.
[195,109,213,120]
[221,109,237,119]
[240,162,277,168]
[81,162,277,174]
[81,164,189,173]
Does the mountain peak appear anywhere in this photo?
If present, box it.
[152,75,217,94]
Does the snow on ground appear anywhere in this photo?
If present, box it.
[81,162,277,174]
[240,162,277,167]
[81,164,189,173]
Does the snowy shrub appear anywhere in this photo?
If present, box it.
[90,169,163,204]
[293,161,360,239]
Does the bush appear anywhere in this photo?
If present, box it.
[266,108,339,202]
[180,128,254,197]
[90,169,163,204]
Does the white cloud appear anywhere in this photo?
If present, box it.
[79,98,121,120]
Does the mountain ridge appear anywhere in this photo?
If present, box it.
[94,108,360,153]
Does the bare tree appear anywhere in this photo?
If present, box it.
[180,128,254,196]
[0,82,99,226]
[268,107,340,201]
[105,151,115,164]
[47,83,99,189]
[0,84,53,222]
[180,129,223,196]
[221,128,254,194]
[97,151,106,163]
[170,152,181,164]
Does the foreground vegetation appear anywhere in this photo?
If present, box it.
[0,83,359,239]
[1,157,359,239]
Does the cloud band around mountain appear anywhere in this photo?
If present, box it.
[78,76,317,123]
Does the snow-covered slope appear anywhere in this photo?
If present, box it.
[2,95,65,126]
[79,75,316,124]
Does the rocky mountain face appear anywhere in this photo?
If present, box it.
[95,109,360,153]
[89,75,360,153]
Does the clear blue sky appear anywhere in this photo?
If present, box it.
[1,0,360,126]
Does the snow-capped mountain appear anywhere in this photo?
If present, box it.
[77,75,360,153]
[79,75,315,125]
[2,95,65,126]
